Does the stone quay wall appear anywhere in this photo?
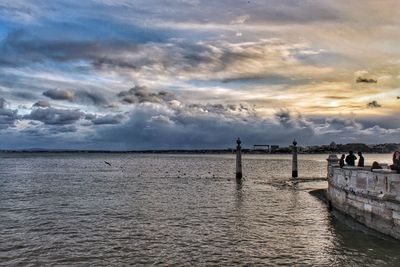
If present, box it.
[327,165,400,239]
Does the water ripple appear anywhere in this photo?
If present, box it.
[1,153,399,266]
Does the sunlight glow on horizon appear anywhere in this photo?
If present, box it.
[0,0,399,149]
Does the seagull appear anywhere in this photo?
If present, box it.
[104,161,112,166]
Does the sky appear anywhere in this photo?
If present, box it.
[0,0,399,150]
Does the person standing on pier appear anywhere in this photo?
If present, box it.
[390,151,400,173]
[345,151,357,166]
[339,154,345,168]
[357,152,364,167]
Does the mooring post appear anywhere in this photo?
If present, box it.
[292,139,298,178]
[236,138,242,179]
[326,154,339,179]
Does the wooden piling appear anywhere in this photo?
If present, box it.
[292,139,298,178]
[236,138,242,179]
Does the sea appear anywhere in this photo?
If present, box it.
[1,153,400,266]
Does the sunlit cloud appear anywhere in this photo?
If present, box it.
[0,0,399,149]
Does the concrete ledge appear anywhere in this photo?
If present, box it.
[343,166,365,170]
[327,166,400,239]
[372,169,397,174]
[329,182,400,205]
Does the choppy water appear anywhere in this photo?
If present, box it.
[1,153,400,266]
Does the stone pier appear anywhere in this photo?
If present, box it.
[327,164,400,239]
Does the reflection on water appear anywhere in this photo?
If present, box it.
[0,153,399,266]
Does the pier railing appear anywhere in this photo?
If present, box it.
[328,166,400,200]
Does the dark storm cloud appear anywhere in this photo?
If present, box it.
[48,125,78,134]
[22,124,78,137]
[24,107,84,125]
[1,29,137,66]
[0,110,19,130]
[85,100,305,149]
[0,98,6,109]
[274,109,313,129]
[1,27,328,90]
[356,77,377,83]
[84,113,97,120]
[42,88,109,106]
[121,96,135,104]
[91,114,126,125]
[4,102,400,150]
[12,91,36,100]
[367,100,381,108]
[0,72,57,98]
[118,85,175,104]
[1,27,167,72]
[33,100,51,108]
[1,93,399,149]
[43,89,75,101]
[88,103,320,150]
[0,98,20,129]
[2,28,313,83]
[92,57,139,70]
[275,109,291,121]
[75,90,109,106]
[356,115,400,130]
[87,40,230,77]
[221,75,298,84]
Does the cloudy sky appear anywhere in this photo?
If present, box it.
[0,0,399,150]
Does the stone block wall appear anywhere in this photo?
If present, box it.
[328,166,400,198]
[327,166,400,239]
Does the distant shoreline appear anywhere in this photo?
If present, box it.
[0,149,396,154]
[1,143,398,154]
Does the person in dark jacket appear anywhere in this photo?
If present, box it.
[345,151,357,166]
[339,154,345,168]
[371,161,382,171]
[390,151,400,173]
[357,151,364,167]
